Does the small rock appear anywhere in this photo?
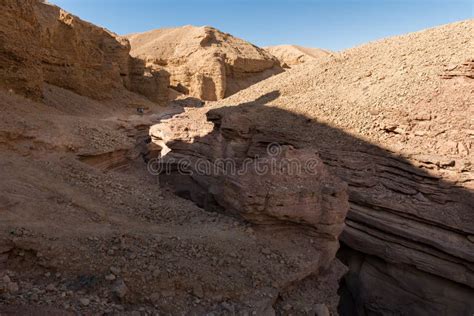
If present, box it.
[161,289,174,297]
[105,274,116,281]
[192,284,204,298]
[79,298,90,306]
[7,282,19,293]
[261,248,271,255]
[313,304,330,316]
[221,302,234,312]
[150,292,161,304]
[46,284,56,291]
[110,266,121,275]
[112,279,128,299]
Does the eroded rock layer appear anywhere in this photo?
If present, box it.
[151,105,349,242]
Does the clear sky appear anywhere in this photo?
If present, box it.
[48,0,473,51]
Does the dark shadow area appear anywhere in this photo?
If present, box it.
[224,67,285,98]
[170,83,189,95]
[155,90,474,315]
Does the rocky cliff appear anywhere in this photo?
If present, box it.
[0,0,169,103]
[127,26,283,101]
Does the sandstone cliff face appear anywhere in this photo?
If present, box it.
[0,0,43,100]
[35,2,131,99]
[0,0,169,103]
[127,26,283,101]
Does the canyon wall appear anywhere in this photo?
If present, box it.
[0,0,44,100]
[0,0,169,103]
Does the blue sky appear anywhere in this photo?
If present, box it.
[49,0,472,51]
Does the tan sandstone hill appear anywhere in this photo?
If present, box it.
[126,25,283,101]
[265,45,332,67]
[154,20,474,315]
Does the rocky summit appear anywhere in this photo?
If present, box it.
[0,1,473,315]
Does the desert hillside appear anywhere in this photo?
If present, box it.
[127,25,283,101]
[218,21,474,163]
[0,0,473,315]
[265,45,332,67]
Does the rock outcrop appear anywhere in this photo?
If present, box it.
[127,26,283,101]
[150,104,349,242]
[265,45,332,68]
[0,0,169,103]
[149,101,350,313]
